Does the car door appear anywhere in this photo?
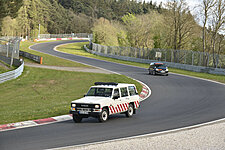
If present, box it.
[118,87,130,113]
[109,88,121,115]
[128,86,140,109]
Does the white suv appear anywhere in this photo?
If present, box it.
[70,82,140,123]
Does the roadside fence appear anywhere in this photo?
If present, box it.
[0,37,24,84]
[0,37,21,66]
[91,43,225,69]
[87,43,225,75]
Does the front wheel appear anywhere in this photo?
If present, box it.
[152,71,156,76]
[126,104,134,117]
[98,108,108,122]
[73,114,82,123]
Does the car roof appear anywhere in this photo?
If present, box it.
[91,83,135,88]
[150,62,164,65]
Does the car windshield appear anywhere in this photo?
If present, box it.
[155,64,166,68]
[86,87,113,97]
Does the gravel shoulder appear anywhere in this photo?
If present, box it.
[59,120,225,150]
[25,63,113,74]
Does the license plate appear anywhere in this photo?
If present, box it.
[161,71,165,73]
[79,111,88,114]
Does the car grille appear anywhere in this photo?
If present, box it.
[73,103,96,108]
[76,108,91,111]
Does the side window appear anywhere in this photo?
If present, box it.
[150,65,154,69]
[128,86,138,96]
[113,88,120,98]
[120,87,128,97]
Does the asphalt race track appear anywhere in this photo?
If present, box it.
[0,40,225,150]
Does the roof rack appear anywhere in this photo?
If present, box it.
[94,82,118,86]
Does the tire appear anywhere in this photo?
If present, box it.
[166,73,168,76]
[153,71,156,76]
[126,104,134,117]
[98,108,108,122]
[73,114,82,123]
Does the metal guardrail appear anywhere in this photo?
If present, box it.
[0,61,24,84]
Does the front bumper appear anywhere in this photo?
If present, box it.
[155,70,168,75]
[70,110,101,118]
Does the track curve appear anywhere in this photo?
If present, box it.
[0,40,225,150]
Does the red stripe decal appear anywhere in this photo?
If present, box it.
[112,106,116,113]
[109,106,113,114]
[126,103,129,109]
[117,105,121,112]
[122,104,126,111]
[134,101,137,108]
[119,104,123,112]
[115,107,119,113]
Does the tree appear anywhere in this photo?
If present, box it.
[92,18,119,46]
[0,0,23,33]
[210,0,225,67]
[122,13,154,48]
[1,16,17,36]
[200,0,216,66]
[164,0,196,62]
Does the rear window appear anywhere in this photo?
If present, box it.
[128,86,138,96]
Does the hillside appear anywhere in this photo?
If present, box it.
[0,0,161,38]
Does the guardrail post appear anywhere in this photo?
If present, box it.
[192,51,194,65]
[10,43,14,67]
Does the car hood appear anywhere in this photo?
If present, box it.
[157,67,167,69]
[71,96,111,104]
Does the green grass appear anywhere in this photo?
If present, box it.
[0,61,13,73]
[0,67,142,124]
[20,41,91,68]
[57,42,225,84]
[0,66,8,73]
[57,42,150,68]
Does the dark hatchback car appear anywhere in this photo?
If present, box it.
[148,62,169,76]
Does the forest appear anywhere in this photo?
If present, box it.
[0,0,224,67]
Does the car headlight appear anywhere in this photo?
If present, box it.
[166,67,168,71]
[155,68,159,71]
[95,105,100,109]
[72,104,76,107]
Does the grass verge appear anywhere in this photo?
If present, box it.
[0,61,13,73]
[0,67,142,124]
[57,42,225,84]
[0,66,8,73]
